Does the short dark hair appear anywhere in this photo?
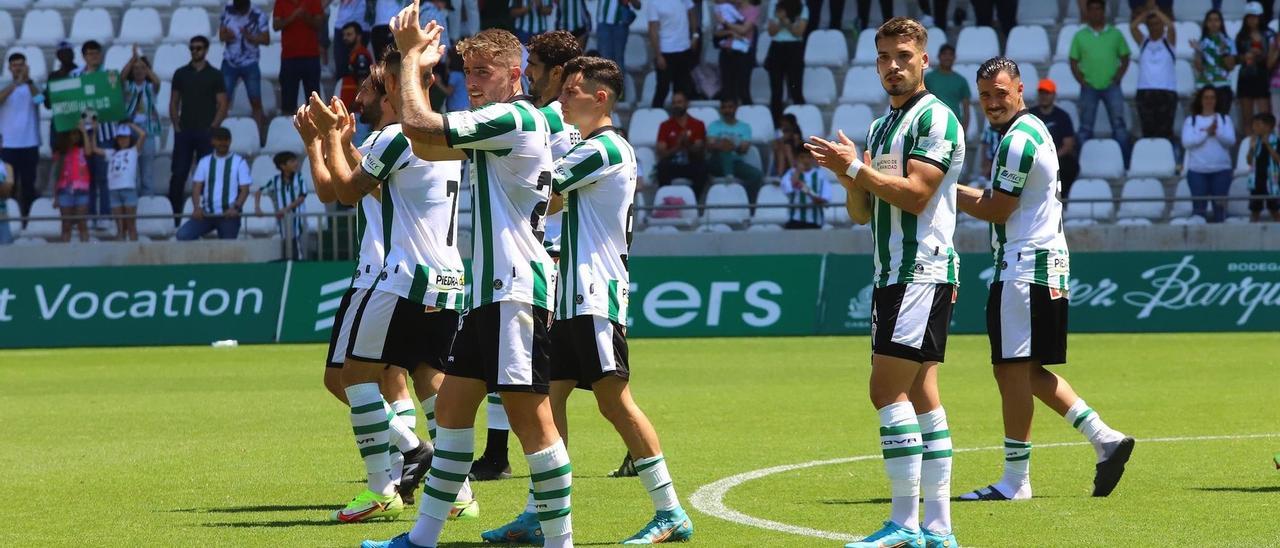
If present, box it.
[976,56,1021,82]
[875,17,928,50]
[1086,0,1105,8]
[81,40,102,54]
[211,126,232,141]
[273,151,298,169]
[7,52,25,63]
[341,22,364,36]
[528,30,582,69]
[369,50,401,96]
[938,44,955,55]
[1255,112,1277,127]
[562,56,624,104]
[190,35,211,48]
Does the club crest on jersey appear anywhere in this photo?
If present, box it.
[995,166,1027,189]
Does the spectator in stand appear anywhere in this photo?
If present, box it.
[273,0,325,112]
[512,0,553,44]
[765,0,807,118]
[51,127,92,242]
[1125,0,1172,21]
[973,0,1016,39]
[338,22,374,106]
[1245,111,1280,222]
[1070,0,1131,162]
[72,41,119,226]
[1182,86,1237,223]
[853,0,893,30]
[0,52,40,223]
[97,123,146,242]
[254,151,309,257]
[649,0,699,108]
[221,0,272,145]
[597,0,641,71]
[1235,3,1274,125]
[480,0,515,32]
[782,144,832,229]
[0,160,11,244]
[43,42,77,137]
[1192,9,1236,115]
[331,1,367,80]
[978,122,999,176]
[372,0,403,60]
[769,112,802,177]
[122,47,162,197]
[917,0,950,30]
[419,0,453,50]
[169,36,229,223]
[177,127,252,240]
[924,44,971,131]
[448,0,481,42]
[656,92,710,197]
[1033,79,1080,196]
[556,0,592,48]
[1131,4,1178,143]
[713,0,759,105]
[708,98,765,198]
[1269,17,1280,116]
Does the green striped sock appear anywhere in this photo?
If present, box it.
[878,401,921,530]
[345,383,393,494]
[528,440,573,539]
[421,427,474,520]
[1003,438,1031,483]
[918,408,952,535]
[635,454,679,511]
[422,395,438,442]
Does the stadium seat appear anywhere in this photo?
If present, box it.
[752,183,789,225]
[829,104,875,142]
[19,10,65,48]
[39,121,51,159]
[186,0,227,7]
[696,223,733,233]
[624,33,648,73]
[649,185,698,227]
[633,191,647,226]
[825,184,850,226]
[24,198,60,240]
[133,0,174,6]
[136,196,176,240]
[642,225,679,234]
[303,193,327,232]
[247,196,277,236]
[2,46,47,81]
[926,27,946,59]
[261,119,300,154]
[1169,178,1195,219]
[1117,178,1167,221]
[1120,63,1139,98]
[118,8,164,45]
[0,12,14,48]
[1175,22,1201,61]
[635,146,656,180]
[167,8,212,44]
[1174,59,1195,96]
[4,198,19,236]
[1065,178,1114,222]
[746,223,783,232]
[637,72,656,107]
[103,45,135,72]
[1047,63,1081,100]
[749,68,770,106]
[627,108,666,148]
[1018,0,1059,25]
[1017,63,1041,101]
[804,30,848,67]
[955,27,1000,64]
[852,30,877,65]
[1228,176,1252,219]
[153,44,190,80]
[259,43,282,80]
[223,117,261,156]
[742,144,764,172]
[755,32,771,66]
[802,67,837,106]
[688,106,718,126]
[784,104,824,141]
[1128,138,1177,178]
[155,81,172,120]
[954,63,980,109]
[1053,24,1081,63]
[249,154,277,186]
[1235,143,1253,176]
[736,105,775,143]
[70,8,114,46]
[206,42,226,71]
[840,67,885,105]
[0,0,29,9]
[1078,139,1125,179]
[41,0,79,8]
[229,80,277,117]
[1174,0,1213,22]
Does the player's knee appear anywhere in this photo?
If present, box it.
[595,396,631,424]
[323,369,347,402]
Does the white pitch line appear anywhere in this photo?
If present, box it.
[689,432,1280,543]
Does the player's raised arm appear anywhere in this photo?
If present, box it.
[389,2,465,160]
[294,104,338,204]
[310,94,380,203]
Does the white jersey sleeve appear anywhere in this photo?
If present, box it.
[444,103,526,152]
[361,127,415,181]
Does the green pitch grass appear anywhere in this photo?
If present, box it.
[2,334,1278,547]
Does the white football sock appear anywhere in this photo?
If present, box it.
[917,408,952,535]
[878,401,921,531]
[1065,399,1125,461]
[345,384,394,496]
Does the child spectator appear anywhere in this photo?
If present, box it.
[769,113,802,177]
[781,144,832,229]
[99,123,147,241]
[1246,111,1280,222]
[255,151,309,257]
[52,128,92,242]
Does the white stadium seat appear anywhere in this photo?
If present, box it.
[70,8,114,46]
[153,44,190,80]
[303,193,327,232]
[41,0,79,7]
[803,67,838,106]
[635,146,656,180]
[804,30,849,67]
[259,43,282,80]
[103,45,135,72]
[1117,178,1167,221]
[704,182,750,225]
[1019,0,1059,25]
[687,106,718,127]
[746,223,783,232]
[927,27,946,59]
[1175,59,1195,96]
[755,32,771,65]
[250,155,277,188]
[955,26,1000,64]
[5,198,20,236]
[742,145,764,172]
[0,12,14,48]
[633,190,647,226]
[0,0,29,9]
[206,42,226,71]
[624,33,648,73]
[829,104,875,142]
[852,30,877,65]
[136,196,176,240]
[229,82,278,117]
[784,104,824,141]
[627,108,666,148]
[2,46,47,81]
[222,117,261,156]
[1174,0,1213,22]
[1128,138,1177,178]
[1175,22,1201,61]
[696,223,733,233]
[167,7,212,44]
[751,184,789,225]
[1065,178,1115,222]
[247,196,277,236]
[20,10,65,48]
[24,198,60,240]
[749,68,770,106]
[1228,176,1252,219]
[1047,62,1081,100]
[638,72,656,107]
[1169,178,1194,219]
[649,185,699,227]
[825,184,850,226]
[1235,142,1253,176]
[1054,24,1081,63]
[1079,140,1126,180]
[156,81,172,120]
[119,8,165,45]
[736,105,775,144]
[1018,64,1041,101]
[840,67,885,105]
[133,0,174,6]
[642,225,679,234]
[1120,64,1139,99]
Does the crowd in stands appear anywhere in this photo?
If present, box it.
[2,0,1280,247]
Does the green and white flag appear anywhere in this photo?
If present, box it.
[49,71,126,132]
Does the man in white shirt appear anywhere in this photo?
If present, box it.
[176,127,252,240]
[648,0,699,108]
[0,52,40,223]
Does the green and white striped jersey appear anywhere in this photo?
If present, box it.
[597,0,633,25]
[352,135,386,291]
[361,124,467,309]
[540,101,583,255]
[864,90,965,287]
[258,171,309,210]
[782,167,835,225]
[988,110,1070,290]
[193,153,252,215]
[444,96,557,311]
[552,126,635,323]
[514,0,554,35]
[557,0,589,30]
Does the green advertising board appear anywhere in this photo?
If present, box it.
[1,252,1277,348]
[49,70,127,132]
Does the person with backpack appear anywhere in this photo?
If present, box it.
[1131,4,1177,142]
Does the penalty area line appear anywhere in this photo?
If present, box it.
[688,432,1280,543]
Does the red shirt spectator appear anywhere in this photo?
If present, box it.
[274,0,324,59]
[341,42,373,105]
[657,116,706,152]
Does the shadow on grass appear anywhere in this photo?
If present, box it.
[1190,486,1280,494]
[200,519,347,528]
[818,498,892,505]
[170,504,338,513]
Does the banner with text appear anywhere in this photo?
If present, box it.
[49,71,127,133]
[1,252,1277,348]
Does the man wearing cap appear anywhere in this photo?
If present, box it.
[1032,79,1079,196]
[177,126,251,240]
